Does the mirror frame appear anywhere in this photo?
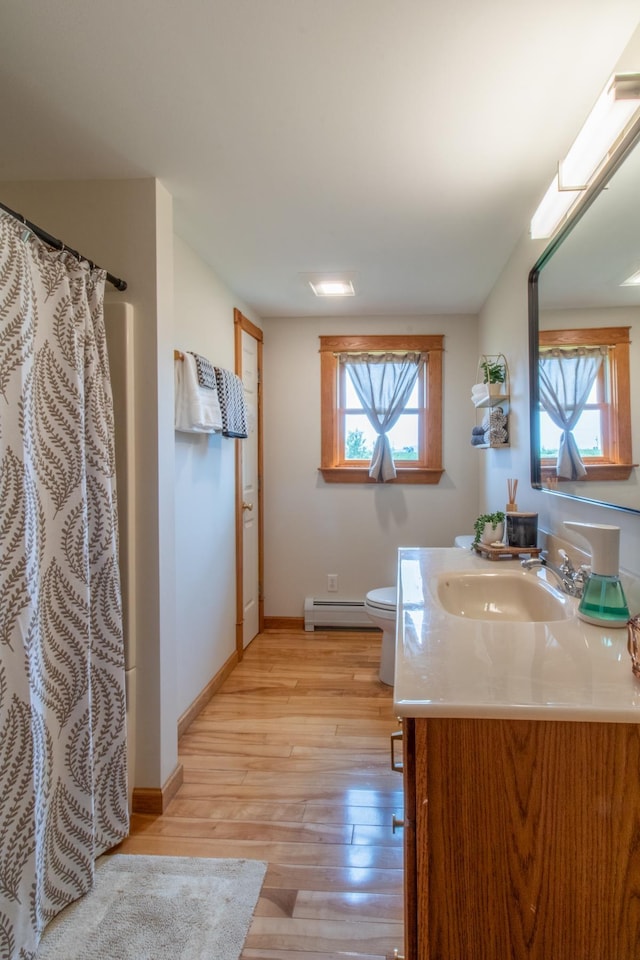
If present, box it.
[528,126,640,516]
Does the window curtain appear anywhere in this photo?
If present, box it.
[340,351,422,481]
[538,346,606,480]
[0,211,129,959]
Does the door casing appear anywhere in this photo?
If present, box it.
[234,308,264,658]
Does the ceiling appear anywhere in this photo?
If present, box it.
[1,1,639,318]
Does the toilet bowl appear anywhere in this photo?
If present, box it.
[454,534,474,550]
[364,586,397,686]
[366,535,472,686]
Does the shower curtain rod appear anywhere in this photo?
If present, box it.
[0,200,128,291]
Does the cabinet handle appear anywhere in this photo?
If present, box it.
[392,814,405,833]
[393,951,405,960]
[390,730,403,773]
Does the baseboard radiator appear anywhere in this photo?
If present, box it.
[303,597,372,631]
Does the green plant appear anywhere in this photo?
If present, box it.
[481,359,505,384]
[345,428,371,460]
[473,510,505,545]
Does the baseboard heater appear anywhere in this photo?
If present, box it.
[304,596,372,631]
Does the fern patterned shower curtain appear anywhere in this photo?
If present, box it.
[0,211,129,959]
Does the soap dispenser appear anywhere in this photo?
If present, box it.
[563,521,629,627]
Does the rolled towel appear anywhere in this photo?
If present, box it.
[175,352,223,433]
[483,408,507,431]
[489,413,508,444]
[471,425,486,436]
[471,383,489,406]
[489,412,507,437]
[489,426,508,444]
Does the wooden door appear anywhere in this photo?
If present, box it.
[234,309,263,655]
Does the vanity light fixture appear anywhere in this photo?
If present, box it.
[309,278,355,297]
[531,72,640,240]
[621,267,640,286]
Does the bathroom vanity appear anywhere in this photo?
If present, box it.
[394,547,640,960]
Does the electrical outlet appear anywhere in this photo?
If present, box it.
[327,574,338,592]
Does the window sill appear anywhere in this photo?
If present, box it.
[318,466,444,484]
[540,463,636,482]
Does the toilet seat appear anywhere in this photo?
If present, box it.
[365,586,396,613]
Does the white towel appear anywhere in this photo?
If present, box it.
[175,352,223,433]
[471,382,489,406]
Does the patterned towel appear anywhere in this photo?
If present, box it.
[482,406,508,444]
[214,367,248,439]
[189,351,217,390]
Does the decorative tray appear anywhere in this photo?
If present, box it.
[472,543,542,562]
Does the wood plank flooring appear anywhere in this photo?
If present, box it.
[117,629,405,960]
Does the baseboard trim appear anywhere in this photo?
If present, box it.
[131,652,240,815]
[131,762,184,815]
[177,649,239,739]
[263,616,305,631]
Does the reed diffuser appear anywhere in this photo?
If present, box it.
[506,478,518,512]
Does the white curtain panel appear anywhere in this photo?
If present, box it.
[0,212,129,959]
[342,352,422,481]
[538,346,605,480]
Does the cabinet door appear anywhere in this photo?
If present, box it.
[414,717,640,960]
[402,718,418,960]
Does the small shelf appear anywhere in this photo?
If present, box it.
[472,354,510,448]
[474,389,509,409]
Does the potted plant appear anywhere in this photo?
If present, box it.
[480,358,506,396]
[473,510,505,546]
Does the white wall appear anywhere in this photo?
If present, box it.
[173,235,261,716]
[263,313,480,616]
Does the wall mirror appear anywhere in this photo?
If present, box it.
[528,133,640,515]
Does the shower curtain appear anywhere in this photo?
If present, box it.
[0,211,129,959]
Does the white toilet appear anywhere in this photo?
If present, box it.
[364,587,397,686]
[365,535,474,686]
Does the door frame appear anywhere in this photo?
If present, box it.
[234,308,264,660]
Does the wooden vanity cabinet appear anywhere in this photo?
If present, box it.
[402,715,640,959]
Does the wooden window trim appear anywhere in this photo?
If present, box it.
[539,326,634,482]
[319,334,444,484]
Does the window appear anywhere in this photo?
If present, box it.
[539,326,633,482]
[319,334,444,483]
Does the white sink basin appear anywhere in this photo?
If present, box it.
[435,569,572,622]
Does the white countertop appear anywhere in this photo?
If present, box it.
[394,547,640,722]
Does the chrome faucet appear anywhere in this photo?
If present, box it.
[521,549,587,598]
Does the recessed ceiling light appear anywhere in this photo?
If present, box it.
[309,279,355,298]
[621,268,640,286]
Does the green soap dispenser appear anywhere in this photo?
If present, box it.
[563,521,629,628]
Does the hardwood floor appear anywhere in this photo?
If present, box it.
[117,629,405,960]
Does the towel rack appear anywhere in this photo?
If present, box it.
[174,349,185,361]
